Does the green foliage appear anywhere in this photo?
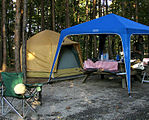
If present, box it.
[138,0,149,25]
[110,0,149,24]
[1,0,149,67]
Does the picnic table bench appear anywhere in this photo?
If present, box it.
[82,68,127,88]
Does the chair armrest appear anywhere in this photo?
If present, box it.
[25,83,43,92]
[25,83,43,87]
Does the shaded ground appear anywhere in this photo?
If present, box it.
[1,75,149,120]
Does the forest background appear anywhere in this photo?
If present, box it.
[0,0,149,80]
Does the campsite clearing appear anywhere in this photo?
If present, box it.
[1,75,149,120]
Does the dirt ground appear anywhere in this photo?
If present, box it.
[1,74,149,120]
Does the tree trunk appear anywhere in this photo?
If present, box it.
[2,0,7,71]
[108,36,113,59]
[85,0,89,59]
[44,0,49,29]
[77,0,80,23]
[7,20,13,66]
[102,0,105,16]
[14,0,21,72]
[93,0,96,19]
[72,0,76,24]
[83,37,86,61]
[37,7,40,31]
[86,0,89,21]
[28,0,32,37]
[98,0,102,17]
[41,0,45,31]
[135,0,138,22]
[112,38,115,58]
[121,0,125,16]
[51,0,55,31]
[22,0,28,82]
[93,0,97,58]
[97,0,102,57]
[65,0,70,28]
[89,35,93,58]
[105,0,108,15]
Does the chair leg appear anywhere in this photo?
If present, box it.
[22,99,25,117]
[142,72,149,83]
[2,96,4,115]
[38,90,42,105]
[2,97,24,119]
[22,100,36,118]
[2,96,36,119]
[25,100,36,113]
[142,72,146,83]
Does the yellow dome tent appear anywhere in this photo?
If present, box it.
[20,30,83,79]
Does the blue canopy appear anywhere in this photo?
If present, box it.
[49,13,149,94]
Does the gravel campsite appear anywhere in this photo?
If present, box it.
[1,75,149,120]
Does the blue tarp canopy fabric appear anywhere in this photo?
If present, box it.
[49,13,149,94]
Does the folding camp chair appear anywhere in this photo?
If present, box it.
[142,65,149,83]
[0,72,42,119]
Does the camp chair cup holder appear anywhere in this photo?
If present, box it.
[25,83,43,105]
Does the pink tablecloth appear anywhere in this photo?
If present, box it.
[143,58,149,65]
[83,59,118,71]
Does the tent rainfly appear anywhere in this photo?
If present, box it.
[20,30,83,79]
[49,13,149,94]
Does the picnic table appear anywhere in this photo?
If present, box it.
[82,59,127,88]
[82,58,149,88]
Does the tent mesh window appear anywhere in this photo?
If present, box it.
[57,45,81,69]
